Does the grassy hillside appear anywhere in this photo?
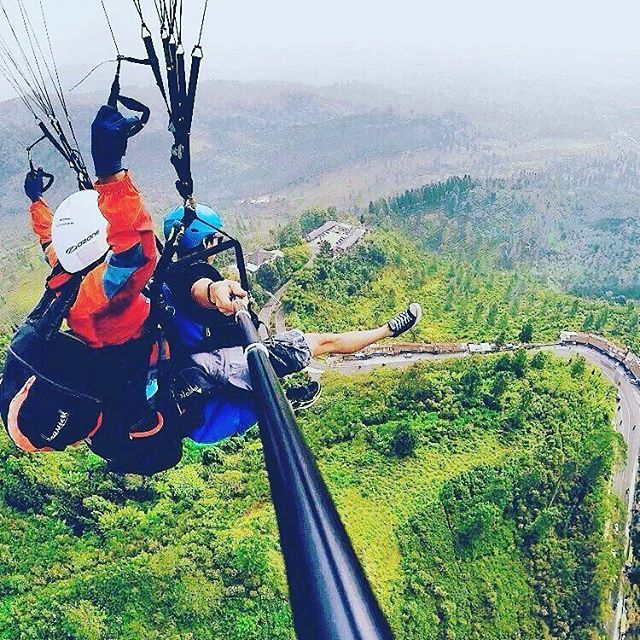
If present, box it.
[0,352,622,639]
[364,163,640,301]
[0,213,630,639]
[283,229,640,351]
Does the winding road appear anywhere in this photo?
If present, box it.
[317,343,640,639]
[257,259,640,639]
[554,345,640,640]
[258,245,319,334]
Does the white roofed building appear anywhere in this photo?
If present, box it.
[246,249,284,274]
[306,221,337,243]
[305,220,367,256]
[335,228,366,255]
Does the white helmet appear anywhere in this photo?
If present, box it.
[52,190,109,274]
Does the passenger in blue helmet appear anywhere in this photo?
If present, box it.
[163,203,247,353]
[162,206,424,446]
[164,203,224,256]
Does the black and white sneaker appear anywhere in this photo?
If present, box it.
[388,303,422,338]
[286,381,322,413]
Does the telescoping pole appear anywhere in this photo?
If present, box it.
[235,308,394,640]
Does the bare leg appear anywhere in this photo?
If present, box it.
[306,325,392,358]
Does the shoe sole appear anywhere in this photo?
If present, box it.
[411,303,423,328]
[292,386,323,412]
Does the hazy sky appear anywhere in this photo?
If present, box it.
[1,0,640,94]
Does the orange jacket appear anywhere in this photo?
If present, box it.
[29,173,157,348]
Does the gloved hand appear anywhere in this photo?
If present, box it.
[24,167,45,202]
[91,105,143,177]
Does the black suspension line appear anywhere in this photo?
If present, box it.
[69,58,118,93]
[0,54,40,116]
[38,0,87,170]
[0,1,51,107]
[109,4,395,635]
[151,0,166,29]
[176,0,183,44]
[197,0,208,48]
[119,0,208,203]
[0,20,48,115]
[0,0,92,189]
[99,0,121,57]
[104,0,169,112]
[3,122,54,193]
[0,6,53,116]
[0,117,26,144]
[16,0,56,113]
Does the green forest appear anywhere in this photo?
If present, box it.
[0,196,635,639]
[364,169,640,302]
[284,229,640,351]
[0,0,636,633]
[0,351,623,639]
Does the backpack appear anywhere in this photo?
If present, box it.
[0,270,183,475]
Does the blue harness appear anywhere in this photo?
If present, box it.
[161,284,260,444]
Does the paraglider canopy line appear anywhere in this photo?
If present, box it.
[197,0,208,47]
[0,0,92,188]
[99,0,121,57]
[69,58,118,93]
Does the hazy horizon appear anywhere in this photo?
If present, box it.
[0,0,639,101]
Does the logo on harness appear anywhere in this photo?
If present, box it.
[177,385,202,402]
[66,230,100,254]
[43,410,70,442]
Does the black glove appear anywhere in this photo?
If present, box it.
[91,105,143,177]
[24,167,46,202]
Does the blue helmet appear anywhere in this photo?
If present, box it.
[163,204,224,252]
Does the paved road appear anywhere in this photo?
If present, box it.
[551,346,640,512]
[258,246,318,334]
[551,345,640,640]
[258,280,290,334]
[312,343,640,639]
[314,346,640,507]
[264,269,639,638]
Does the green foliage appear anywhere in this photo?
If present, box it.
[283,229,640,352]
[364,421,417,458]
[365,175,476,226]
[273,222,303,249]
[519,320,534,343]
[300,207,335,236]
[570,355,587,378]
[530,351,548,369]
[250,244,311,306]
[0,353,622,639]
[283,240,386,319]
[296,356,621,639]
[0,433,293,640]
[0,209,626,639]
[372,171,640,302]
[0,332,9,369]
[272,206,339,249]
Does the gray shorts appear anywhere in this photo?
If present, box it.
[190,330,312,392]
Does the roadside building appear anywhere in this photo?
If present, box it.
[306,221,337,243]
[335,228,366,255]
[468,342,495,354]
[246,249,284,274]
[306,220,367,256]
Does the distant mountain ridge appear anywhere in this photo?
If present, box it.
[0,78,471,223]
[367,157,640,301]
